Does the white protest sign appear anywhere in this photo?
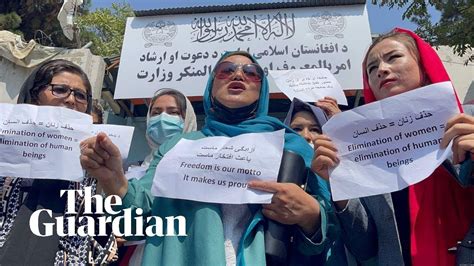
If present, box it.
[115,5,371,98]
[0,103,92,181]
[269,69,348,105]
[152,130,285,204]
[323,82,459,201]
[91,124,135,160]
[125,165,147,180]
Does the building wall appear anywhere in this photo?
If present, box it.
[0,49,105,103]
[436,46,474,103]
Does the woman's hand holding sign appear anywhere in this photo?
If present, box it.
[315,97,341,119]
[441,113,474,165]
[311,134,339,181]
[311,134,349,209]
[249,181,321,235]
[80,132,128,197]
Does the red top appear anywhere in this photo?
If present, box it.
[362,28,474,266]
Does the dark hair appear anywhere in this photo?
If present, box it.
[150,88,187,119]
[214,51,257,66]
[293,102,313,115]
[292,105,322,133]
[29,59,92,105]
[91,99,104,124]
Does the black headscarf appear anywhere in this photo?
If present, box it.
[283,97,328,129]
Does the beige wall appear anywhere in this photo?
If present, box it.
[0,49,104,104]
[436,46,474,103]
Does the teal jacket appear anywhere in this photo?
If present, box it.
[119,131,342,266]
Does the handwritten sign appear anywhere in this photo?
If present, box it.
[0,103,92,181]
[91,124,135,160]
[322,82,458,200]
[0,104,135,181]
[269,68,348,105]
[115,5,371,99]
[151,130,285,204]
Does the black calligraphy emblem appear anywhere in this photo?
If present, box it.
[142,20,177,48]
[190,13,296,43]
[308,12,345,40]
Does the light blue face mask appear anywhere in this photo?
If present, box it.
[147,112,184,145]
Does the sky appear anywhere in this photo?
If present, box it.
[90,0,440,34]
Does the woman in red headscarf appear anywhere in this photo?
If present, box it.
[312,28,474,265]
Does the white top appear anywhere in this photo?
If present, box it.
[221,204,252,266]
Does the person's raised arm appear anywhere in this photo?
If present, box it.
[80,132,128,197]
[441,113,474,185]
[315,97,341,119]
[248,181,321,235]
[312,134,377,261]
[311,134,349,209]
[441,113,474,165]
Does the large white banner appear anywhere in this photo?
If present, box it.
[323,82,458,200]
[115,5,372,99]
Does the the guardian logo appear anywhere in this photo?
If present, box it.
[29,187,187,237]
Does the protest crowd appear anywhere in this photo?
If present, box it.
[0,19,473,266]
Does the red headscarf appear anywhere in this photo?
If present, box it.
[362,28,474,266]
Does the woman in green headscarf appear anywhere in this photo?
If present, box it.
[80,51,340,265]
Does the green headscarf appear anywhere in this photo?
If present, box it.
[201,51,330,199]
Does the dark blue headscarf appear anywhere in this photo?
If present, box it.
[201,51,315,169]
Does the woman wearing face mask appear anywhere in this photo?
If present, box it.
[143,88,197,168]
[312,28,474,265]
[120,88,197,265]
[0,59,117,264]
[80,51,342,265]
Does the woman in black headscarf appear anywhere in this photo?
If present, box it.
[283,97,338,148]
